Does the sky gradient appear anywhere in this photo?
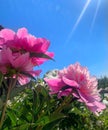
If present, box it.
[0,0,107,77]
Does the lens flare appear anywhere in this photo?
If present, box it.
[90,0,101,32]
[65,0,91,45]
[72,0,91,33]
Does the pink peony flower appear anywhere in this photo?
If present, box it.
[0,47,41,85]
[0,28,54,65]
[44,63,106,114]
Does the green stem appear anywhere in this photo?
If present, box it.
[0,76,18,129]
[36,126,43,130]
[54,96,71,113]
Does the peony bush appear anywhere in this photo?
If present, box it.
[44,63,106,115]
[0,27,107,130]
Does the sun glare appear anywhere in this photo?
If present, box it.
[90,0,101,31]
[65,0,101,45]
[72,0,91,33]
[65,0,91,44]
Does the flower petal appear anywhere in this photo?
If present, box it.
[17,28,28,38]
[44,78,65,92]
[0,29,15,43]
[62,76,79,88]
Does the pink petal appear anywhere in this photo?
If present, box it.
[18,74,30,85]
[29,70,42,77]
[40,38,50,52]
[13,53,32,71]
[0,37,5,45]
[31,52,54,66]
[78,90,94,103]
[62,76,79,88]
[45,51,54,59]
[17,28,28,38]
[0,66,7,74]
[44,78,65,92]
[1,47,13,64]
[93,101,106,110]
[58,89,72,98]
[0,29,15,42]
[18,70,41,85]
[87,101,106,115]
[30,38,50,53]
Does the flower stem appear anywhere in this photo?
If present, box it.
[36,126,43,130]
[0,77,18,129]
[54,96,71,113]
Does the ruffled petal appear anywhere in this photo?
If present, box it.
[0,29,15,43]
[62,76,79,88]
[17,28,28,38]
[44,78,65,92]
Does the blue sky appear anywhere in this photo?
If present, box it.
[0,0,107,77]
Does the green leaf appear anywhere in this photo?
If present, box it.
[20,71,36,80]
[35,113,65,126]
[12,123,33,130]
[7,108,17,126]
[3,128,8,130]
[40,86,49,98]
[42,119,61,130]
[32,88,46,119]
[10,85,27,99]
[30,52,54,61]
[32,89,40,114]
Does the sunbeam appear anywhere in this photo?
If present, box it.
[72,0,91,33]
[65,0,91,45]
[90,0,101,32]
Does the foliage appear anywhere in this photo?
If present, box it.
[0,78,108,130]
[98,76,108,89]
